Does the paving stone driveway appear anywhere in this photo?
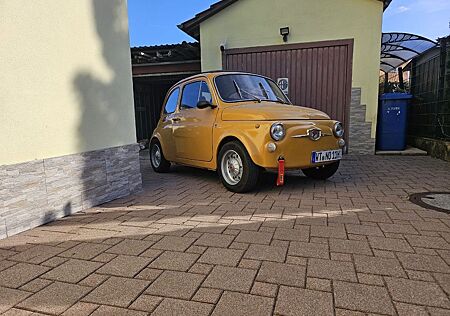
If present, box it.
[1,155,449,315]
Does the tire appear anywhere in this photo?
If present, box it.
[218,141,260,193]
[302,161,340,180]
[150,139,171,173]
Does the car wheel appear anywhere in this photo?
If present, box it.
[302,161,340,180]
[150,140,171,173]
[218,141,260,193]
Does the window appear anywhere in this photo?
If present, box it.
[215,74,289,104]
[199,82,212,104]
[181,81,212,110]
[164,88,179,114]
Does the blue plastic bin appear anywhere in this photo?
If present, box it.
[377,93,413,151]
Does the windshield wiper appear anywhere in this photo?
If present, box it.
[258,83,269,99]
[232,80,243,99]
[257,82,288,104]
[233,80,261,103]
[240,87,262,103]
[274,95,289,104]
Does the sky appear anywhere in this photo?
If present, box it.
[382,0,450,41]
[127,0,450,47]
[128,0,214,47]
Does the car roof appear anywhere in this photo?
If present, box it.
[172,71,271,88]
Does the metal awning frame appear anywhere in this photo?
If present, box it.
[380,32,438,73]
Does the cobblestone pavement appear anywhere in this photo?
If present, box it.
[1,155,450,315]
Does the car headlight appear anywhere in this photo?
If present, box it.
[270,123,286,141]
[333,122,344,138]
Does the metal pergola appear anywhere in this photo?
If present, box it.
[380,32,438,73]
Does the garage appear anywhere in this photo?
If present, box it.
[131,42,201,142]
[222,40,354,144]
[178,0,390,154]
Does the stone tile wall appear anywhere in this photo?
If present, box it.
[0,144,142,239]
[348,88,376,154]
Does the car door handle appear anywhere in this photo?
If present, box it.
[171,117,181,122]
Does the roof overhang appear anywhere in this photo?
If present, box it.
[131,42,200,65]
[178,0,391,40]
[132,60,201,77]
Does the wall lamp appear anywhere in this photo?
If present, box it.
[280,27,290,42]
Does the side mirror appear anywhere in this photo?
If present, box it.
[197,100,216,109]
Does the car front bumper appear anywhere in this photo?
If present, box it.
[260,137,344,169]
[253,121,345,169]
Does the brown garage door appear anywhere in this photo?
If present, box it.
[223,39,354,143]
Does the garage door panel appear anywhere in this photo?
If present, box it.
[323,47,331,113]
[316,47,323,107]
[311,48,318,107]
[224,40,353,146]
[224,40,353,123]
[339,45,349,124]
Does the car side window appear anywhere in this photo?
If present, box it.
[199,82,213,103]
[164,88,180,114]
[181,81,212,110]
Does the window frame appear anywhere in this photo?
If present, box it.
[213,73,291,104]
[179,79,213,111]
[163,87,181,115]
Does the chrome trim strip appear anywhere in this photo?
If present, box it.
[291,134,309,138]
[291,126,334,140]
[292,133,333,138]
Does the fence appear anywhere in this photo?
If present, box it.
[379,36,450,141]
[409,37,450,141]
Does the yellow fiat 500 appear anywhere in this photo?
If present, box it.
[150,71,345,193]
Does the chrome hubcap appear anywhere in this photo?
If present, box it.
[151,144,162,168]
[221,150,243,185]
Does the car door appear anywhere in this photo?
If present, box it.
[173,79,217,162]
[158,87,180,161]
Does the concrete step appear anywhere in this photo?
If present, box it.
[376,146,428,156]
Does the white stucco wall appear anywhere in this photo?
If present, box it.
[0,0,136,165]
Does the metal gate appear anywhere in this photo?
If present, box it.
[223,39,354,139]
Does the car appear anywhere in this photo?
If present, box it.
[150,71,345,193]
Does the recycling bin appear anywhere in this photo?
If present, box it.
[377,93,413,151]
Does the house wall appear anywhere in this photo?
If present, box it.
[0,0,136,165]
[200,0,383,140]
[0,0,141,239]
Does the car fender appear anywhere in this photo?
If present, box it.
[150,132,168,156]
[150,131,161,145]
[215,130,264,168]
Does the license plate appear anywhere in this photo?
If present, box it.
[312,149,343,163]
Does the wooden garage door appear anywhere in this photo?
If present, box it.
[223,39,354,141]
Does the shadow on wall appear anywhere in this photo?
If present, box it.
[74,0,131,150]
[72,0,141,211]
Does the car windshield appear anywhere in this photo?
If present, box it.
[215,74,290,104]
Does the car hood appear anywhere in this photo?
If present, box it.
[221,102,330,121]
